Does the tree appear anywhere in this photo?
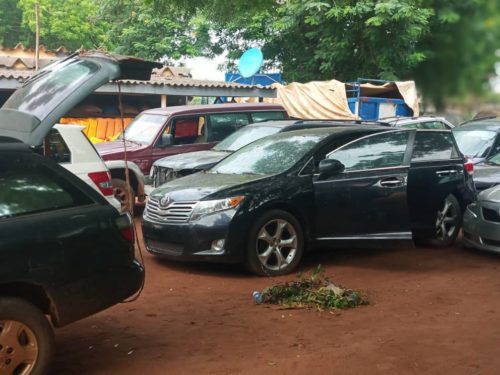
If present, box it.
[18,0,107,50]
[97,0,212,62]
[0,0,32,47]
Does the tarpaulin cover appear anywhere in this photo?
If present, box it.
[239,79,420,119]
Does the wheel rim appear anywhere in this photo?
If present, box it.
[0,320,38,375]
[435,197,458,241]
[255,219,298,271]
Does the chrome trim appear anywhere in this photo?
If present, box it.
[144,197,198,223]
[317,232,412,240]
[314,166,409,183]
[298,156,314,177]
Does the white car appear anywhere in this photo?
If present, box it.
[45,124,122,211]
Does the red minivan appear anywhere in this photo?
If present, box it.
[95,103,288,209]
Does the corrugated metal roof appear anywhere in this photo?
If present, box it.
[0,45,274,92]
[0,67,273,91]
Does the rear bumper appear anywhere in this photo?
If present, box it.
[49,259,144,327]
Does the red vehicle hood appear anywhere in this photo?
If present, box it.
[95,140,147,158]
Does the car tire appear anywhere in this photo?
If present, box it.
[245,209,304,276]
[0,298,55,375]
[428,194,462,248]
[112,178,135,213]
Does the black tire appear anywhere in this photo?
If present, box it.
[428,194,462,248]
[0,298,54,375]
[112,178,135,213]
[245,209,304,276]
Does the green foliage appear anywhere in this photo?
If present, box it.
[97,0,212,61]
[260,265,368,311]
[0,0,31,47]
[18,0,107,50]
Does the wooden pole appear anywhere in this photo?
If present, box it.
[35,0,40,72]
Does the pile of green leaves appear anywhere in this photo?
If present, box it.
[260,265,367,311]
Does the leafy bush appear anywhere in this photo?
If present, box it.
[259,265,367,310]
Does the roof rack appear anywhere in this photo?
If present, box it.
[292,119,392,127]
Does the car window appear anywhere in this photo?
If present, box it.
[121,113,168,145]
[327,131,409,172]
[251,111,286,123]
[208,113,250,142]
[452,129,497,158]
[214,125,281,152]
[210,132,328,175]
[44,129,71,163]
[0,155,93,219]
[171,116,206,145]
[400,121,446,130]
[419,121,447,129]
[411,132,457,162]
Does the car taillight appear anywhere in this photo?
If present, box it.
[116,213,135,243]
[88,171,114,196]
[464,160,474,175]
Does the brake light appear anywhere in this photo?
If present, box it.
[88,171,114,196]
[116,213,135,243]
[464,160,474,175]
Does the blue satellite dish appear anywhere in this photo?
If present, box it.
[238,48,263,78]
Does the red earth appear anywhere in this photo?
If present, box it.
[51,221,500,374]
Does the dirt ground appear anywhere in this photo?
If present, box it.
[51,220,500,375]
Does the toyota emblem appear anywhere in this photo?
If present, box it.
[159,195,171,208]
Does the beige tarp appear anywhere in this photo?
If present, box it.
[239,79,420,119]
[268,80,356,119]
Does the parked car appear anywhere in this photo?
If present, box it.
[95,103,288,209]
[463,185,500,253]
[0,51,155,375]
[472,151,500,191]
[385,116,454,129]
[142,126,475,276]
[46,124,121,211]
[150,119,379,188]
[452,118,500,163]
[0,138,143,375]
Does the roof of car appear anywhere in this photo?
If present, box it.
[456,117,500,131]
[142,103,286,116]
[264,125,391,141]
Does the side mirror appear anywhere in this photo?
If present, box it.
[160,134,173,147]
[318,159,345,179]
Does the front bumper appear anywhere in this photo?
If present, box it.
[142,209,245,263]
[462,202,500,253]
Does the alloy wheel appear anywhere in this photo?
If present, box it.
[256,219,298,272]
[0,320,38,375]
[435,197,459,241]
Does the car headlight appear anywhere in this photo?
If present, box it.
[190,196,245,221]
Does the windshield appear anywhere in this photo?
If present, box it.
[3,59,99,120]
[214,125,281,152]
[452,129,497,158]
[119,113,168,144]
[210,133,326,175]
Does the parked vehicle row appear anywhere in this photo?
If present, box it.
[1,48,500,375]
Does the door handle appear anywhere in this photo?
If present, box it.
[436,169,459,177]
[377,177,406,188]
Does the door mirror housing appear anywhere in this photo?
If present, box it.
[318,159,345,179]
[160,134,173,147]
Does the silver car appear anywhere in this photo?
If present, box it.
[463,185,500,252]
